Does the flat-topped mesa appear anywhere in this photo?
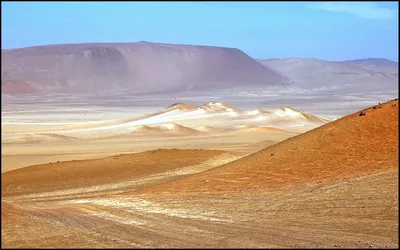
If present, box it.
[1,41,289,95]
[136,41,239,50]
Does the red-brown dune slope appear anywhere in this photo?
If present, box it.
[142,99,399,194]
[1,150,242,197]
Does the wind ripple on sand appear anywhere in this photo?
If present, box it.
[2,152,243,202]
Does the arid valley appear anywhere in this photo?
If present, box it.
[1,5,399,247]
[2,90,399,248]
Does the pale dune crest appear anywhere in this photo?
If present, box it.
[246,108,264,115]
[164,103,198,112]
[232,125,296,134]
[156,123,201,134]
[195,125,222,133]
[1,101,328,143]
[153,101,326,125]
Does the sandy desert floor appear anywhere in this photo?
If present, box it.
[2,150,398,248]
[5,89,393,173]
[1,95,398,248]
[2,94,328,173]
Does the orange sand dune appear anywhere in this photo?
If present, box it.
[140,99,398,195]
[1,100,398,248]
[2,149,243,197]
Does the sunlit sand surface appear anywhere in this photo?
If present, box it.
[2,100,327,173]
[1,100,398,248]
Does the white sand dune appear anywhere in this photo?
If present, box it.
[195,125,222,133]
[246,108,264,115]
[127,102,327,128]
[156,123,201,135]
[232,125,298,134]
[2,101,328,142]
[163,103,198,112]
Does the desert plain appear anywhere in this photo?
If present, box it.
[1,41,399,248]
[1,92,399,248]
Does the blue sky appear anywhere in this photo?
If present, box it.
[1,1,398,61]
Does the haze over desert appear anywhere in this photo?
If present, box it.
[1,1,399,249]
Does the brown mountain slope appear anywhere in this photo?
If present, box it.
[1,42,289,95]
[140,99,398,195]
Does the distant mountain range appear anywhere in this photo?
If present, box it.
[258,58,398,91]
[342,58,398,66]
[1,41,398,95]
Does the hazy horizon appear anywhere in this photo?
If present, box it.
[2,40,399,63]
[1,2,398,61]
[2,2,398,248]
